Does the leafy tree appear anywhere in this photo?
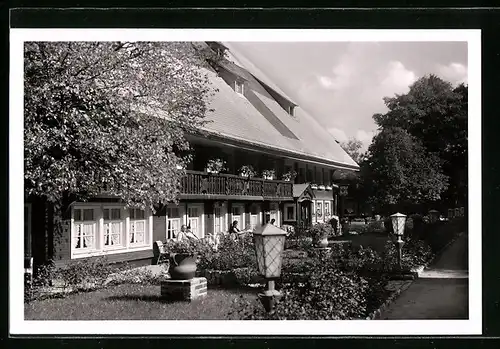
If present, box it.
[372,75,467,206]
[340,137,366,165]
[24,42,217,208]
[361,127,448,209]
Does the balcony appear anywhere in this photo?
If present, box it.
[179,170,293,201]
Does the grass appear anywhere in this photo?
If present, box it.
[25,283,258,320]
[330,232,391,254]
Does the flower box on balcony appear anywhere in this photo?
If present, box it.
[311,184,318,190]
[325,185,333,191]
[262,169,275,181]
[318,185,326,190]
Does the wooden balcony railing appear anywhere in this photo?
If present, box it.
[180,170,293,200]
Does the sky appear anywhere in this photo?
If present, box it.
[228,41,468,151]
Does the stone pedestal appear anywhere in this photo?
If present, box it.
[160,277,207,301]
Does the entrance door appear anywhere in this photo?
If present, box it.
[24,204,32,257]
[300,201,311,228]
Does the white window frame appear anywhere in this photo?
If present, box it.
[269,202,280,227]
[70,203,152,259]
[249,203,261,230]
[102,206,126,250]
[166,204,184,240]
[324,201,331,218]
[129,208,147,246]
[187,203,205,239]
[316,200,323,220]
[231,203,245,229]
[214,202,228,234]
[235,80,245,96]
[284,203,296,222]
[72,205,100,255]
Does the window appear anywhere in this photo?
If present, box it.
[167,206,181,240]
[250,204,260,229]
[316,201,323,218]
[288,105,295,116]
[324,202,330,218]
[231,204,245,228]
[103,207,124,248]
[71,204,151,258]
[187,204,204,238]
[284,203,296,221]
[129,208,146,245]
[214,205,227,233]
[73,208,97,250]
[235,80,244,95]
[269,202,280,226]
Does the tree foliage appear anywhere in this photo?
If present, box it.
[361,127,448,208]
[24,42,217,208]
[340,138,365,165]
[363,75,467,208]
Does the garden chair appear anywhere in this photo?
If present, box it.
[153,241,169,265]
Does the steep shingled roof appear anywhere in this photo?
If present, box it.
[201,44,359,171]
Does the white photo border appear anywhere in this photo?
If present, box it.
[10,28,481,336]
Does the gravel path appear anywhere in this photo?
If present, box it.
[379,233,469,319]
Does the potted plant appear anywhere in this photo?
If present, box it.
[311,183,318,190]
[308,223,331,248]
[318,184,326,190]
[239,165,256,178]
[262,169,275,180]
[281,170,297,182]
[163,239,198,280]
[206,158,226,174]
[325,184,333,191]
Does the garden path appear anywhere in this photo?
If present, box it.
[379,232,469,319]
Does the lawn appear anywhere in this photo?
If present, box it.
[25,284,259,320]
[330,232,391,254]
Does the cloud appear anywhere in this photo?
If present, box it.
[355,129,376,151]
[436,62,468,85]
[327,127,348,143]
[380,61,416,94]
[317,75,335,89]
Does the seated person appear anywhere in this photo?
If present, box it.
[228,220,252,240]
[176,224,199,242]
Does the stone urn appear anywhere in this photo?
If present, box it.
[168,253,197,280]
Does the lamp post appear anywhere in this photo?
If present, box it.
[253,223,287,313]
[390,212,407,270]
[428,209,440,223]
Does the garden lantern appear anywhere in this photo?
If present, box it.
[428,209,440,223]
[390,212,407,270]
[253,223,287,312]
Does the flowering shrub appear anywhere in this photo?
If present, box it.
[308,223,334,241]
[238,165,256,178]
[57,256,114,290]
[206,158,227,173]
[163,238,202,255]
[281,170,297,181]
[232,266,369,320]
[198,234,256,271]
[382,237,433,270]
